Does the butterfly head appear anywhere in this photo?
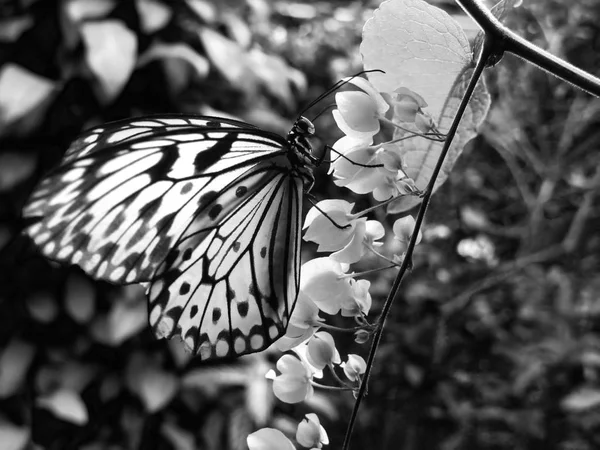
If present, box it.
[293,116,315,136]
[289,116,317,164]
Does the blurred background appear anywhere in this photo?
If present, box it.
[0,0,599,449]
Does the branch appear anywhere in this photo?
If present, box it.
[455,0,600,97]
[341,30,496,450]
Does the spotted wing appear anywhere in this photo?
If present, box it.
[148,168,303,360]
[23,115,291,285]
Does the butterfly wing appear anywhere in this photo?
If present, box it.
[149,167,303,359]
[24,115,305,359]
[24,116,291,284]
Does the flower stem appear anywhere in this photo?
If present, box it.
[341,32,494,450]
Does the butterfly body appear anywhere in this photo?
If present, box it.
[24,114,316,360]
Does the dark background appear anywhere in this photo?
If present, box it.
[0,0,599,449]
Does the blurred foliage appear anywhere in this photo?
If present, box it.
[0,0,599,450]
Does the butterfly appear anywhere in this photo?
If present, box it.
[23,114,318,360]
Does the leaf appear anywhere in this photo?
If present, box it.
[64,272,96,324]
[562,387,600,412]
[361,0,490,213]
[137,41,210,80]
[37,389,89,425]
[168,340,192,368]
[0,153,36,192]
[183,366,248,393]
[126,354,178,413]
[361,0,472,120]
[387,70,490,213]
[0,16,32,42]
[26,292,58,323]
[0,339,35,398]
[199,26,257,92]
[0,63,55,128]
[244,358,275,427]
[162,421,196,450]
[248,49,307,110]
[135,0,172,34]
[91,291,146,345]
[81,20,138,103]
[65,0,116,22]
[0,420,29,450]
[185,0,217,23]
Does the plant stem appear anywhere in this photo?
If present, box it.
[455,0,600,97]
[341,29,496,450]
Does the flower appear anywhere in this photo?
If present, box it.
[275,292,322,352]
[393,87,428,123]
[306,331,340,370]
[296,414,329,449]
[341,354,367,382]
[268,354,315,404]
[329,136,380,193]
[247,428,296,450]
[299,258,353,315]
[330,139,418,201]
[303,200,357,252]
[332,77,388,139]
[393,215,423,249]
[303,199,385,264]
[341,279,372,317]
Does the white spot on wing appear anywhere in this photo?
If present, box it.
[172,133,205,142]
[83,134,98,144]
[215,340,229,357]
[155,316,174,338]
[268,325,279,339]
[56,245,74,259]
[199,342,212,359]
[72,250,83,264]
[130,139,172,149]
[107,127,150,143]
[44,242,56,254]
[250,334,264,350]
[161,118,188,125]
[183,336,195,352]
[97,261,108,277]
[110,266,125,281]
[149,305,162,326]
[96,148,159,177]
[234,337,246,354]
[166,141,215,178]
[130,121,162,127]
[61,168,86,183]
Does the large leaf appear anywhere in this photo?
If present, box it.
[361,0,490,213]
[0,63,55,131]
[81,20,138,103]
[362,0,471,120]
[389,69,490,213]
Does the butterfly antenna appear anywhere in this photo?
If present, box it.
[296,69,385,119]
[311,103,336,123]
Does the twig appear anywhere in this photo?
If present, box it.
[341,30,495,450]
[441,244,564,317]
[456,0,600,97]
[562,167,600,253]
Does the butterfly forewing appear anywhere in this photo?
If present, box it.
[23,115,312,360]
[24,116,291,284]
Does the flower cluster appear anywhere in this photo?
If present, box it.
[249,76,432,450]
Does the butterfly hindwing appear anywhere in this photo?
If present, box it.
[148,169,303,359]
